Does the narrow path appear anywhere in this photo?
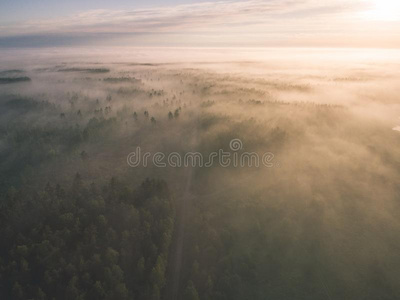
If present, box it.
[163,166,194,300]
[163,172,258,300]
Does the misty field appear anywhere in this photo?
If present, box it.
[1,48,400,300]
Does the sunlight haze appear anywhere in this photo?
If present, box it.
[0,1,400,300]
[1,0,399,48]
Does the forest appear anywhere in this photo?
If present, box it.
[1,48,400,299]
[0,176,174,299]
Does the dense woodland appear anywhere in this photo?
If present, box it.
[1,58,400,299]
[0,176,175,299]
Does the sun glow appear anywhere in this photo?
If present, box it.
[364,0,400,21]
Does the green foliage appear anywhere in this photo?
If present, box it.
[0,176,175,300]
[183,281,200,300]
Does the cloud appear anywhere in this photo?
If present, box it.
[0,0,398,47]
[0,0,360,35]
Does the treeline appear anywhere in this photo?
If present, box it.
[0,77,31,84]
[0,176,175,300]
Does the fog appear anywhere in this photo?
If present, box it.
[1,47,400,299]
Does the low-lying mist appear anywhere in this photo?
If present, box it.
[1,47,400,299]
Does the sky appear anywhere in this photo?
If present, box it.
[0,0,399,48]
